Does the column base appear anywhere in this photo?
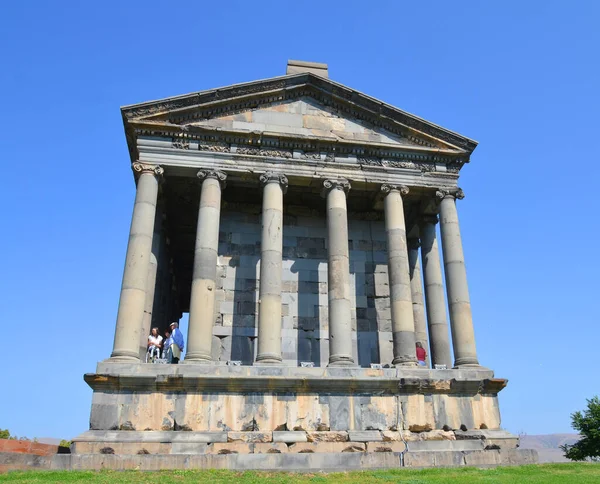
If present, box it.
[107,352,140,362]
[255,356,283,365]
[392,357,418,367]
[453,357,481,367]
[183,353,212,364]
[327,356,355,367]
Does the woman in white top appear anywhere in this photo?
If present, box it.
[146,327,163,363]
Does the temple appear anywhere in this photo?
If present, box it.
[73,61,537,469]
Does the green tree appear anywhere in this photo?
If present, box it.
[0,429,11,440]
[561,396,600,462]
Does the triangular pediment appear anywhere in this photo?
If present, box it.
[123,73,477,155]
[188,97,426,148]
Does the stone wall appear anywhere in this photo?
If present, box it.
[211,207,392,366]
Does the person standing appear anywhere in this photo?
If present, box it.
[416,342,427,367]
[146,327,163,363]
[162,329,173,362]
[169,322,185,364]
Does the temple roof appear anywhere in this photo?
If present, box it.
[121,70,477,166]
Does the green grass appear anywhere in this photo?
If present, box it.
[1,464,600,483]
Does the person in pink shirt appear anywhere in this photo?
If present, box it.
[416,342,427,367]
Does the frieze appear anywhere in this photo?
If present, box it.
[198,141,230,153]
[172,138,190,150]
[236,146,293,158]
[358,157,436,172]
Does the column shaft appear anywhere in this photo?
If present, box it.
[323,179,354,366]
[111,163,163,361]
[420,216,452,368]
[408,237,430,368]
[186,170,227,362]
[382,185,417,366]
[256,173,288,364]
[438,189,479,367]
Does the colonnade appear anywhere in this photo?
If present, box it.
[110,164,480,368]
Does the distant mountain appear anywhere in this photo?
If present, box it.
[519,434,580,463]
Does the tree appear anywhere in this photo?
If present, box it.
[561,396,600,462]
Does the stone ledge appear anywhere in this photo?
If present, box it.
[86,363,502,395]
[0,449,539,471]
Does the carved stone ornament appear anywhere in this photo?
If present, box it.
[321,179,351,197]
[381,184,409,196]
[436,188,465,201]
[132,162,164,177]
[259,172,289,193]
[197,169,227,187]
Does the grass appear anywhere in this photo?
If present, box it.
[1,464,600,483]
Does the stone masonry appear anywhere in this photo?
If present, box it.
[74,60,537,469]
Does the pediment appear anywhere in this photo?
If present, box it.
[188,97,426,148]
[123,74,477,156]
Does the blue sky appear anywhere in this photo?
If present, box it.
[1,1,598,440]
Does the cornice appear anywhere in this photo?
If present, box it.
[121,73,478,156]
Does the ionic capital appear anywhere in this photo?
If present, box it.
[321,178,351,197]
[436,188,464,201]
[132,162,164,177]
[197,169,227,188]
[260,172,288,193]
[381,184,409,196]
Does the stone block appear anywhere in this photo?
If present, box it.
[408,440,484,452]
[289,442,365,453]
[273,431,307,443]
[419,430,456,441]
[207,443,254,455]
[348,430,382,442]
[381,431,420,442]
[253,443,288,454]
[171,443,208,454]
[366,441,406,453]
[306,431,348,442]
[228,432,272,443]
[404,450,465,467]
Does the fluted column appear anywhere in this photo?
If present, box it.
[185,169,227,362]
[408,236,430,368]
[420,214,452,368]
[381,184,417,367]
[322,179,354,366]
[437,188,479,367]
[256,172,288,364]
[111,163,164,361]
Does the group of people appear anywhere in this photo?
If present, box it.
[146,322,185,364]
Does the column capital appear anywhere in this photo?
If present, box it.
[197,169,227,187]
[420,214,439,226]
[381,184,409,196]
[132,162,164,177]
[260,171,288,193]
[436,188,464,201]
[322,178,351,197]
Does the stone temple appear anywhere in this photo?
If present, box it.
[73,61,537,469]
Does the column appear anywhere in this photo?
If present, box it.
[419,214,452,368]
[408,236,430,368]
[111,162,163,361]
[381,184,417,366]
[185,169,227,362]
[322,179,354,366]
[437,188,480,367]
[256,172,288,364]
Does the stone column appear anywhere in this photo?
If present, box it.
[381,184,417,366]
[256,172,288,364]
[322,179,354,366]
[111,163,164,361]
[408,236,430,368]
[419,214,452,368]
[185,169,227,362]
[437,188,480,367]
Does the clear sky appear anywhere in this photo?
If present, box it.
[1,1,598,440]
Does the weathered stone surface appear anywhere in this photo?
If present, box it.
[419,430,456,441]
[306,431,348,442]
[381,431,420,442]
[253,443,288,454]
[404,450,465,467]
[408,440,484,452]
[289,442,365,453]
[171,443,208,454]
[228,432,272,443]
[207,443,254,455]
[348,431,382,442]
[366,441,406,453]
[273,432,307,443]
